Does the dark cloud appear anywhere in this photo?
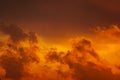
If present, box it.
[0,23,38,43]
[70,63,113,80]
[0,24,39,80]
[28,32,38,43]
[0,43,39,80]
[72,38,100,60]
[0,54,23,80]
[0,23,28,42]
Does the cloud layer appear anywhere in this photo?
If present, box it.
[0,24,120,80]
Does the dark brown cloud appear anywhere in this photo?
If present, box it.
[0,23,38,43]
[0,23,28,43]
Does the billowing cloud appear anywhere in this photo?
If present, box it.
[0,23,39,80]
[96,25,120,41]
[0,23,120,80]
[95,25,120,64]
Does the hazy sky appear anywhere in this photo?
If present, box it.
[0,0,120,40]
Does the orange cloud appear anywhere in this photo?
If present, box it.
[96,25,120,41]
[0,23,120,80]
[95,25,120,64]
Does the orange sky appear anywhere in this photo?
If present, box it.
[1,0,120,41]
[1,0,120,80]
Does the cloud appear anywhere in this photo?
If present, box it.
[96,25,120,41]
[62,38,120,80]
[0,23,27,43]
[71,38,100,60]
[0,23,39,80]
[0,23,38,44]
[0,23,120,80]
[95,25,120,64]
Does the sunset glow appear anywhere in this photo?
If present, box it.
[1,0,120,80]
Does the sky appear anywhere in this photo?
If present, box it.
[1,0,120,41]
[1,0,120,80]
